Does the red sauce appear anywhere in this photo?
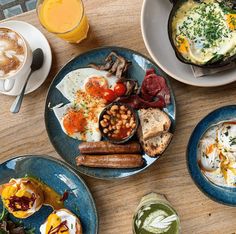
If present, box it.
[60,191,69,202]
[224,121,236,125]
[63,110,87,135]
[110,126,132,140]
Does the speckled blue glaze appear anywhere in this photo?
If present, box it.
[45,46,176,180]
[0,155,98,233]
[187,105,236,206]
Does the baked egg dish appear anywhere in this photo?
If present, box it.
[198,120,236,187]
[172,0,236,65]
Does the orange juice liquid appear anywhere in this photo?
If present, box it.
[38,0,89,43]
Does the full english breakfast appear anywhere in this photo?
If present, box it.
[52,52,173,169]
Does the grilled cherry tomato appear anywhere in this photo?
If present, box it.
[103,89,116,103]
[114,83,127,97]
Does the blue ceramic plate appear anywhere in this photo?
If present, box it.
[45,46,176,179]
[187,105,236,206]
[0,155,98,233]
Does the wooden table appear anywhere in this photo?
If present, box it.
[1,0,236,233]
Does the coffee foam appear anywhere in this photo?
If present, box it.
[0,28,26,78]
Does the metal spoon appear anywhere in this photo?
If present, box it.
[10,48,44,113]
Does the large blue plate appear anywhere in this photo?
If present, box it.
[0,155,98,233]
[45,46,176,179]
[187,105,236,206]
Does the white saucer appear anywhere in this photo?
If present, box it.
[141,0,236,87]
[0,20,52,95]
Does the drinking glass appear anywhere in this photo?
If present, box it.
[37,0,89,43]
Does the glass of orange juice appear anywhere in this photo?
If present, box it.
[36,0,89,43]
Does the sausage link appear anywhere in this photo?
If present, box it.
[79,141,141,154]
[76,154,144,168]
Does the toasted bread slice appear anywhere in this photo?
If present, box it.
[138,127,172,157]
[138,108,171,140]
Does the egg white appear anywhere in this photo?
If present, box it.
[52,103,101,142]
[218,122,236,152]
[40,209,78,234]
[56,68,118,102]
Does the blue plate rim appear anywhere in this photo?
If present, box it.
[44,46,177,180]
[186,105,236,206]
[0,154,99,232]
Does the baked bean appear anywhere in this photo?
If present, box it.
[103,128,108,134]
[100,120,107,127]
[100,104,137,141]
[103,115,110,120]
[111,105,118,111]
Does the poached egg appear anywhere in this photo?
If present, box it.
[40,209,82,234]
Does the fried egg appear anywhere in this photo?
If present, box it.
[53,103,102,142]
[53,68,119,142]
[198,120,236,187]
[40,209,82,234]
[56,68,118,103]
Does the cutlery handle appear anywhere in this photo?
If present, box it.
[10,70,33,113]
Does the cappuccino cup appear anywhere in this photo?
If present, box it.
[0,27,32,93]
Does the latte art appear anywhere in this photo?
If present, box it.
[0,28,26,78]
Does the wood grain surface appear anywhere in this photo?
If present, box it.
[0,1,236,233]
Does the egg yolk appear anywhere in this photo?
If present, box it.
[46,214,69,234]
[226,14,236,30]
[85,76,109,99]
[63,110,87,135]
[176,35,189,54]
[206,144,215,155]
